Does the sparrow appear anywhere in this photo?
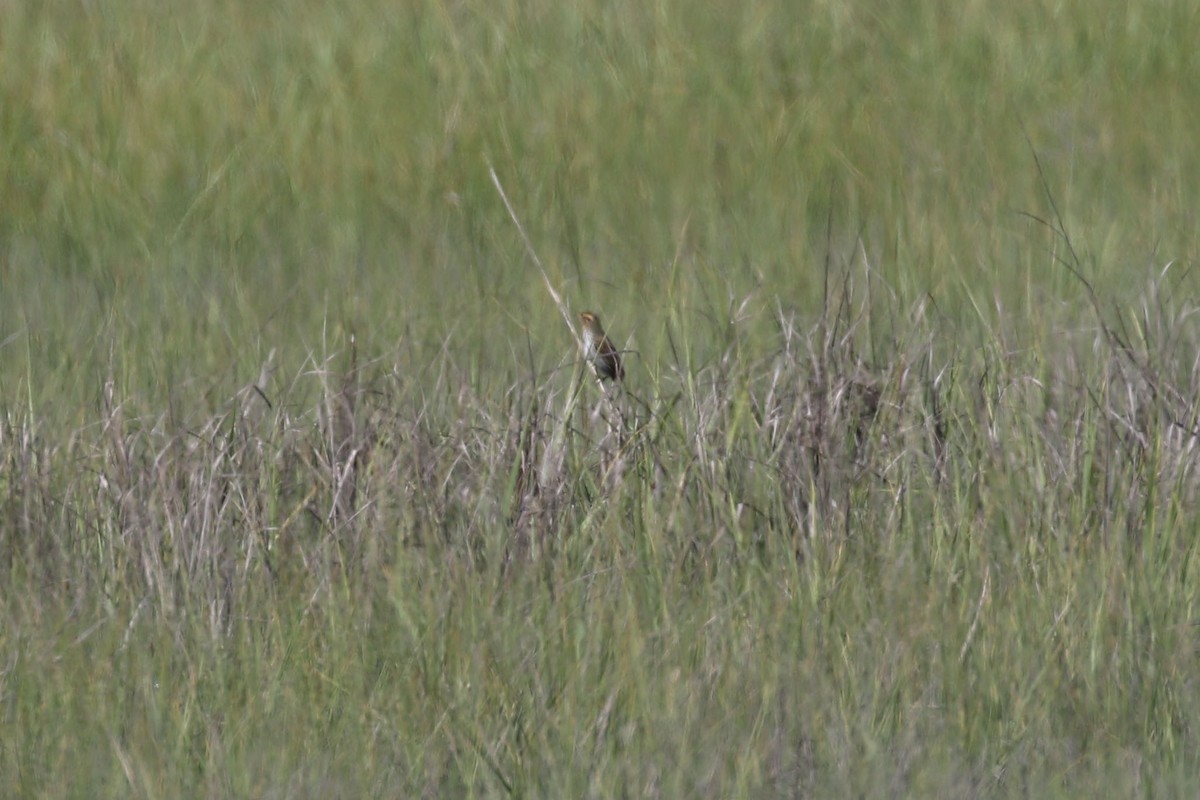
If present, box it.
[579,311,624,382]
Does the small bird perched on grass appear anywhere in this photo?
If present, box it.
[579,311,624,382]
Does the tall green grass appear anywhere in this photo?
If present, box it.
[2,0,1199,795]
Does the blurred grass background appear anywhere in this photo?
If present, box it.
[2,0,1200,796]
[4,0,1196,408]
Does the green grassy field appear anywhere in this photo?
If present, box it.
[3,0,1200,796]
